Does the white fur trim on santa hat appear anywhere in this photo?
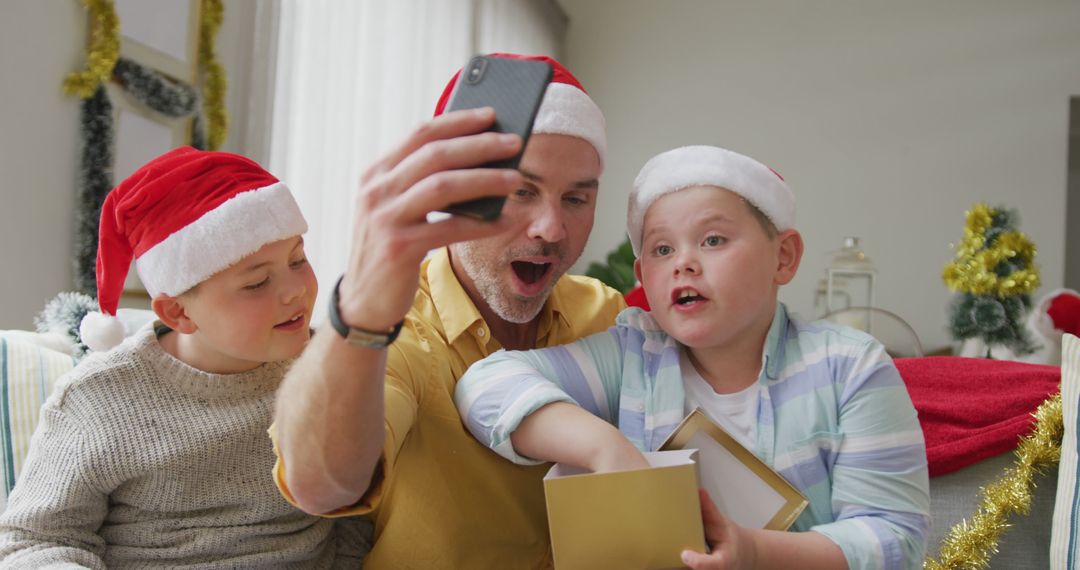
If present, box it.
[1028,288,1080,338]
[533,82,606,168]
[627,145,795,256]
[136,182,307,297]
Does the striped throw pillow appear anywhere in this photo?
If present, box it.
[0,332,76,510]
[1052,333,1080,568]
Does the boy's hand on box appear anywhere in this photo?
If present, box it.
[512,402,649,473]
[681,489,756,570]
[588,437,650,473]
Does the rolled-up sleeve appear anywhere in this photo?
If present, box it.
[455,328,627,465]
[271,352,420,518]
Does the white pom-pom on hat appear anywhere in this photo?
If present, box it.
[79,311,127,352]
[627,145,795,256]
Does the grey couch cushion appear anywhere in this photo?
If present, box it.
[927,451,1057,569]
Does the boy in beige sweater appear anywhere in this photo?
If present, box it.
[0,147,339,568]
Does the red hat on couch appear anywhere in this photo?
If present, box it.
[79,146,307,351]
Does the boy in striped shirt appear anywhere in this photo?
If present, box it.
[455,145,930,569]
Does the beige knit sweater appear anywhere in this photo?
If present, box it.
[0,325,337,568]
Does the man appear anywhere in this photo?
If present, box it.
[272,54,626,568]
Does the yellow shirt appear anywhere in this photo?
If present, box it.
[274,248,625,569]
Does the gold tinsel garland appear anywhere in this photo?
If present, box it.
[199,0,228,150]
[65,0,228,148]
[924,393,1063,569]
[953,204,994,259]
[63,0,120,98]
[942,203,1039,298]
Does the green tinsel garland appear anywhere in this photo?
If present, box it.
[74,86,114,295]
[113,56,207,150]
[112,57,199,117]
[112,57,207,149]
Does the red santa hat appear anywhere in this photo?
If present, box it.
[433,53,606,168]
[627,145,796,256]
[1027,288,1080,359]
[79,146,307,351]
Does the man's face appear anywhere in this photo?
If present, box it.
[451,133,601,323]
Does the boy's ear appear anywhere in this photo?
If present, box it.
[151,294,198,334]
[774,229,804,286]
[633,258,643,284]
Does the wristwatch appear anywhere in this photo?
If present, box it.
[328,275,404,348]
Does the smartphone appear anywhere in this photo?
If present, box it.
[441,55,553,221]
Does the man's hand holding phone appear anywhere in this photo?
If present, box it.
[337,107,529,334]
[438,55,553,221]
[336,56,552,331]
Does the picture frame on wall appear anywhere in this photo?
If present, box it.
[67,0,210,306]
[114,0,200,83]
[107,0,201,302]
[108,82,195,299]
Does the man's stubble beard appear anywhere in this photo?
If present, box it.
[455,241,580,324]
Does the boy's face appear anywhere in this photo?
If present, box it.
[450,133,600,324]
[634,186,802,351]
[168,236,317,373]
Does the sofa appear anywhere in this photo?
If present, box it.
[1,324,1076,568]
[902,355,1063,568]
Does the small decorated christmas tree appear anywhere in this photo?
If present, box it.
[942,203,1040,357]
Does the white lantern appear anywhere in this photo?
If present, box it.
[814,237,877,331]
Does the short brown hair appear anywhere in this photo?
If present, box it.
[744,199,778,238]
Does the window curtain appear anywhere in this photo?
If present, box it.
[267,0,567,323]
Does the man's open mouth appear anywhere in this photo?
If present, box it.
[512,261,553,285]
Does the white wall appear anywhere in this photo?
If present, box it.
[0,1,259,330]
[560,0,1080,351]
[0,2,84,330]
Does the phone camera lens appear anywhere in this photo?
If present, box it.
[464,57,486,85]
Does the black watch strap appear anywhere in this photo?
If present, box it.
[328,275,404,348]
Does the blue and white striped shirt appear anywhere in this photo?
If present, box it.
[455,303,930,570]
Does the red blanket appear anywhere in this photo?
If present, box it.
[896,356,1060,477]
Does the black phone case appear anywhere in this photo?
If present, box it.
[442,56,553,220]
